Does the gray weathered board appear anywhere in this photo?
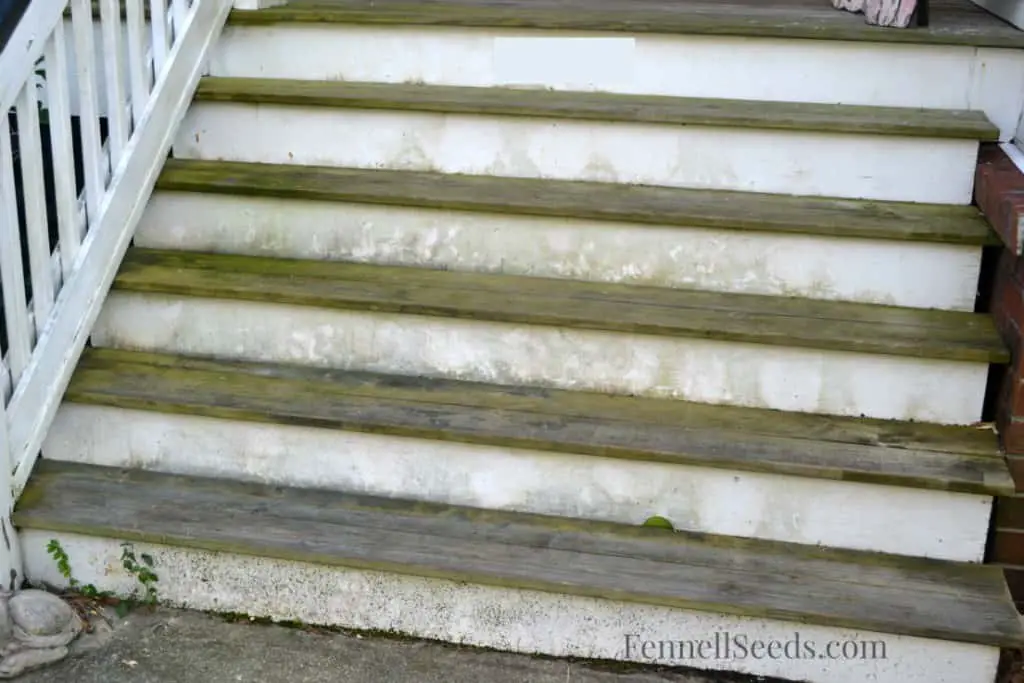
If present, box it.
[112,248,1010,364]
[193,77,999,140]
[157,159,999,246]
[64,347,1012,494]
[14,460,1024,647]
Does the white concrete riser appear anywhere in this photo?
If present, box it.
[91,293,990,425]
[173,102,980,204]
[22,531,999,683]
[209,24,1024,141]
[137,192,984,311]
[42,404,994,562]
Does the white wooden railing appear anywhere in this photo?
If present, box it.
[0,0,231,587]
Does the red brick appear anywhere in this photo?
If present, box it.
[1007,458,1024,493]
[976,149,1020,199]
[979,166,1020,219]
[990,529,1024,565]
[1004,567,1024,606]
[999,248,1024,291]
[1011,372,1024,422]
[996,196,1024,256]
[979,143,1006,163]
[996,495,1024,528]
[1001,417,1024,455]
[993,271,1024,347]
[996,363,1024,433]
[975,144,1024,254]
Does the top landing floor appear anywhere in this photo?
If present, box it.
[228,0,1024,49]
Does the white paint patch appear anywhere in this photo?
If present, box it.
[208,24,1024,140]
[91,293,990,424]
[493,37,635,89]
[138,192,984,311]
[174,102,979,204]
[22,531,1000,683]
[43,404,994,561]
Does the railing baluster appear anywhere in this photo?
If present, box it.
[100,0,129,166]
[15,83,56,333]
[0,356,12,406]
[0,118,33,384]
[150,0,170,75]
[43,21,82,278]
[70,0,105,223]
[171,0,188,42]
[125,0,150,129]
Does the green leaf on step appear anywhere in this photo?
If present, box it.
[642,515,674,530]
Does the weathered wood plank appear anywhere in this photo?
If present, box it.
[194,77,1000,140]
[112,248,1010,364]
[63,348,1011,494]
[15,460,1024,646]
[73,348,1001,457]
[156,158,998,246]
[224,0,1024,49]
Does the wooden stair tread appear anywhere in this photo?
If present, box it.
[195,77,1000,140]
[16,460,1024,647]
[113,248,1010,364]
[157,159,998,246]
[66,347,1011,495]
[224,0,1024,49]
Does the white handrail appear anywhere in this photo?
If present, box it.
[0,0,231,589]
[0,0,68,114]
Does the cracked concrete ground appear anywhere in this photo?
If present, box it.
[15,607,748,683]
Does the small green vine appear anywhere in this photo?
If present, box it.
[46,539,160,615]
[119,542,159,606]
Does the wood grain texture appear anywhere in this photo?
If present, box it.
[156,158,999,246]
[63,347,1011,494]
[194,77,1000,141]
[15,460,1024,646]
[223,0,1024,49]
[111,248,1010,364]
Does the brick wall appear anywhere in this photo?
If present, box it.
[976,143,1024,611]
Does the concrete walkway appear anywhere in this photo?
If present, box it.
[19,607,743,683]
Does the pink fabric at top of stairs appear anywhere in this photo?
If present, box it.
[832,0,919,27]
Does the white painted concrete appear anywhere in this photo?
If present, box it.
[90,293,990,424]
[208,24,1024,141]
[138,192,984,311]
[174,102,980,204]
[42,404,994,561]
[22,530,1000,683]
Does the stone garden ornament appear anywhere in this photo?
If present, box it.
[0,588,82,678]
[832,0,922,27]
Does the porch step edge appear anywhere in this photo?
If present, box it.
[15,460,1024,649]
[155,159,999,246]
[111,248,1011,364]
[63,347,1012,496]
[193,77,1001,141]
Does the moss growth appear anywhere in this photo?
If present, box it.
[641,515,675,531]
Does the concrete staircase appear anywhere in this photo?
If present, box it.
[14,1,1024,681]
